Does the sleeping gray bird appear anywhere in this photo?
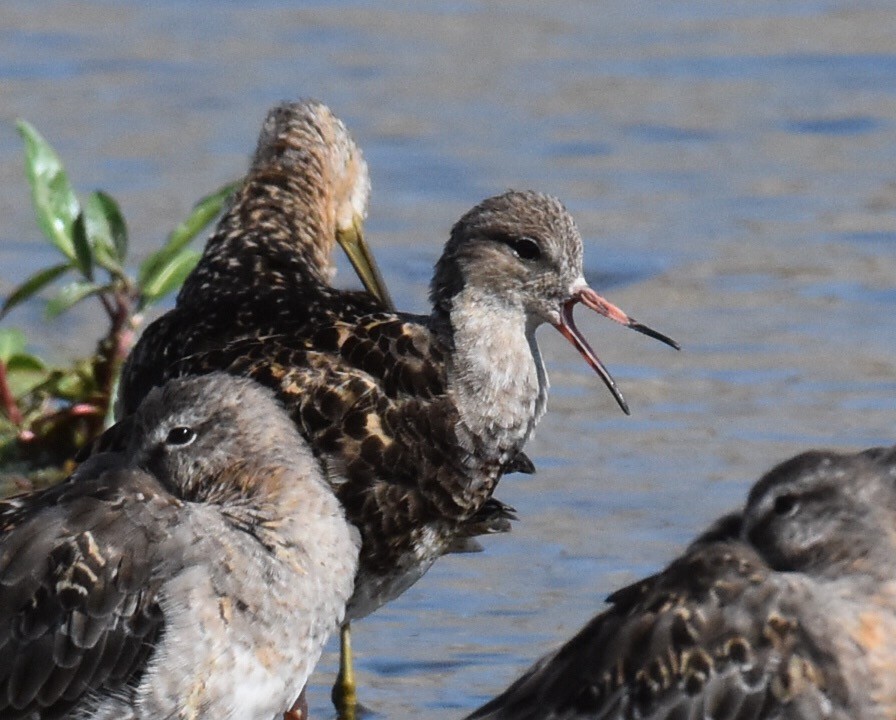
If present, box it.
[467,445,896,720]
[0,373,359,720]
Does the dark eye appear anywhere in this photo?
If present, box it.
[490,232,542,262]
[165,426,196,446]
[507,236,542,261]
[773,494,799,516]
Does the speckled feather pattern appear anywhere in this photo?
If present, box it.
[0,374,358,719]
[468,447,896,720]
[120,100,592,619]
[119,101,378,407]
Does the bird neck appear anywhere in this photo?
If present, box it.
[214,461,351,558]
[435,287,548,462]
[178,161,338,309]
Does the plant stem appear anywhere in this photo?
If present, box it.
[89,287,136,435]
[0,362,24,426]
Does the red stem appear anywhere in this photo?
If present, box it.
[99,292,115,319]
[28,402,101,432]
[84,287,136,440]
[0,361,24,426]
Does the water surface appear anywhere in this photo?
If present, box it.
[2,1,896,716]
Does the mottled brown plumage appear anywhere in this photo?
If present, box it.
[0,374,358,719]
[467,446,896,720]
[119,100,677,626]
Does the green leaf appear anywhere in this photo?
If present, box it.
[167,181,238,253]
[137,246,173,294]
[140,248,201,305]
[5,354,49,398]
[6,370,50,399]
[85,191,128,270]
[6,353,46,372]
[49,360,96,400]
[1,262,72,318]
[138,180,237,288]
[0,328,27,364]
[47,369,89,401]
[71,212,94,280]
[16,120,81,260]
[45,280,104,319]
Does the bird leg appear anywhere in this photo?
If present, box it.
[331,622,358,720]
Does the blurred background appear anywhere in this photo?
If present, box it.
[2,1,896,716]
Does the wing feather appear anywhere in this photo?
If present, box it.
[157,318,508,562]
[467,541,848,720]
[0,462,181,718]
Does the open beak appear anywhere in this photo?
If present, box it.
[336,216,395,311]
[553,286,680,415]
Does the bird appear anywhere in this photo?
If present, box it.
[0,373,359,720]
[116,99,679,715]
[466,445,896,720]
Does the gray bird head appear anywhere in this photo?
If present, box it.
[742,446,896,578]
[124,373,316,501]
[430,190,679,413]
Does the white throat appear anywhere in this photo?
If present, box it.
[444,288,549,461]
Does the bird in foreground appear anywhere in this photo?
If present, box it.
[0,373,359,720]
[117,100,679,715]
[467,445,896,720]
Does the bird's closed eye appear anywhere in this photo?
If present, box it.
[773,493,800,516]
[166,426,197,446]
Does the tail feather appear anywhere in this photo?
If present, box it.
[503,450,536,475]
[448,497,518,554]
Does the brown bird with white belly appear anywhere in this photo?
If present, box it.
[117,100,679,715]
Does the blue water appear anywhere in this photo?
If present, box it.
[3,1,896,717]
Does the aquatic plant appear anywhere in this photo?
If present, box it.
[0,122,236,485]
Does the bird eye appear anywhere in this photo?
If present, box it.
[508,236,542,261]
[487,232,543,262]
[773,494,799,516]
[165,426,196,446]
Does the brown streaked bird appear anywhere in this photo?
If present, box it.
[467,446,896,720]
[0,373,359,720]
[117,100,679,715]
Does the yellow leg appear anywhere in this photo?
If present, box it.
[332,622,357,720]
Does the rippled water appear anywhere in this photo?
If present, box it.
[3,2,896,717]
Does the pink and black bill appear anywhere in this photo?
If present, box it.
[553,287,679,415]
